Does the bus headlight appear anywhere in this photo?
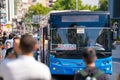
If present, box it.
[52,67,60,72]
[106,67,110,71]
[104,66,111,71]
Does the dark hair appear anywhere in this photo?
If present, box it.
[3,32,6,35]
[9,33,16,39]
[5,47,16,58]
[20,34,36,54]
[117,74,120,80]
[81,48,96,64]
[6,41,11,45]
[13,36,20,41]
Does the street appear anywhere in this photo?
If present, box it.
[109,45,120,80]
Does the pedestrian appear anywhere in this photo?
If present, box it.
[13,37,21,55]
[2,32,7,45]
[33,46,39,61]
[1,41,11,61]
[0,34,51,80]
[4,33,15,48]
[0,48,2,63]
[74,48,109,80]
[1,48,17,64]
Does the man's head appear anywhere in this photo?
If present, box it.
[20,34,36,55]
[13,37,21,54]
[6,41,11,49]
[3,32,6,36]
[81,48,97,64]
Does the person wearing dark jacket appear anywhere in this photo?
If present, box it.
[74,48,109,80]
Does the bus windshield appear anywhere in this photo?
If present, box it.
[51,27,112,51]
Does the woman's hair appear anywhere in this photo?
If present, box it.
[5,48,17,58]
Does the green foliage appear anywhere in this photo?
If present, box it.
[23,3,51,27]
[22,17,31,26]
[99,0,108,11]
[52,0,98,11]
[52,0,77,10]
[28,3,51,17]
[81,5,98,11]
[118,36,120,41]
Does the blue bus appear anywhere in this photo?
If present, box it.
[42,11,114,77]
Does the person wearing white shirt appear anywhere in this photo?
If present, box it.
[1,48,17,64]
[0,34,51,80]
[1,41,11,61]
[4,33,16,48]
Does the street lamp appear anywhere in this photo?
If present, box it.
[76,0,78,10]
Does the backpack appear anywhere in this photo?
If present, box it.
[78,70,104,80]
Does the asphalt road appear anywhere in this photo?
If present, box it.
[109,45,120,80]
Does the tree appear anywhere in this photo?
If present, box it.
[52,0,82,10]
[99,0,108,11]
[28,3,51,17]
[23,3,51,28]
[81,5,98,11]
[52,0,98,11]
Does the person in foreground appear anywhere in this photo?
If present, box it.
[74,48,109,80]
[0,34,51,80]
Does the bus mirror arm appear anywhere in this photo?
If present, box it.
[112,28,118,40]
[47,35,50,40]
[112,41,116,49]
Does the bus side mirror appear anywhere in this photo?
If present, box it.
[112,30,117,49]
[47,36,50,40]
[112,41,116,49]
[112,30,117,40]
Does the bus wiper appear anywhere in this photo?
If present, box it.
[52,50,81,56]
[96,52,111,58]
[89,43,105,51]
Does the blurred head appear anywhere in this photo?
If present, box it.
[6,42,11,49]
[5,48,17,59]
[9,33,16,39]
[3,32,6,36]
[9,33,14,39]
[13,37,21,54]
[20,34,36,55]
[81,48,97,64]
[117,74,120,80]
[34,43,38,51]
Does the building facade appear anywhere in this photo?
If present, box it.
[0,0,6,30]
[5,0,15,23]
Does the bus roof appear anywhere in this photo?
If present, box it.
[50,10,110,15]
